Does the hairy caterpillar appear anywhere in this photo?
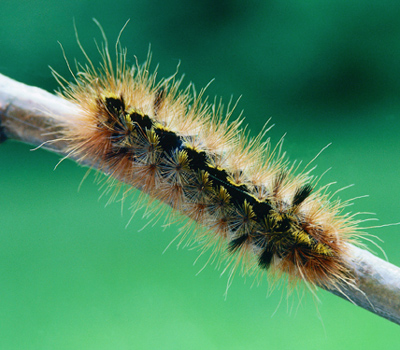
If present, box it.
[49,22,364,296]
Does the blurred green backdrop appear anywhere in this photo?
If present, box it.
[1,1,400,349]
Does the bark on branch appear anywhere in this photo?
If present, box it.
[1,73,399,325]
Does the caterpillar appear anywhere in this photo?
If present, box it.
[50,22,362,296]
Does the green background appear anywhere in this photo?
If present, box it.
[1,1,400,349]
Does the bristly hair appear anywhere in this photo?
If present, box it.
[50,20,366,297]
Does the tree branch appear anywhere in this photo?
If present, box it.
[1,73,399,325]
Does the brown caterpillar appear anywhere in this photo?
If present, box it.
[51,22,363,295]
